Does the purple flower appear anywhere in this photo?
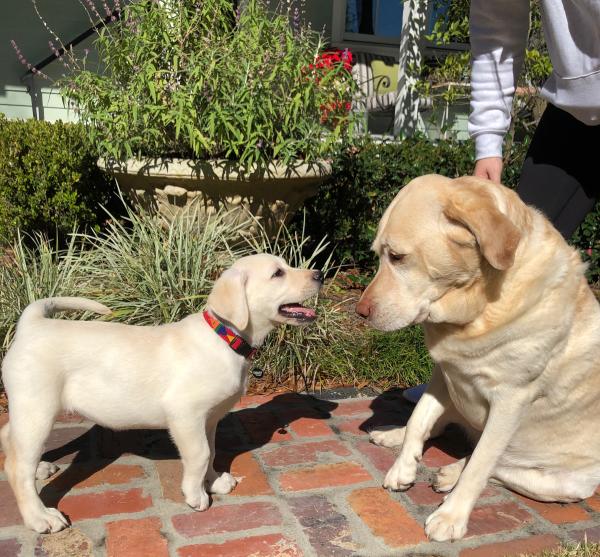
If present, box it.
[84,0,102,20]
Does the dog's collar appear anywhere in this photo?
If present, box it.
[203,310,257,359]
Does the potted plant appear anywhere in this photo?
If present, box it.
[60,0,356,233]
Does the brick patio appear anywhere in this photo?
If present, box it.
[0,391,599,556]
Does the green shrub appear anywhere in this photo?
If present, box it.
[296,135,599,281]
[0,117,117,244]
[294,136,478,267]
[60,0,355,166]
[571,202,600,284]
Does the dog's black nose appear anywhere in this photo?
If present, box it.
[313,270,324,283]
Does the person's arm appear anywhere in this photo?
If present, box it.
[468,0,530,183]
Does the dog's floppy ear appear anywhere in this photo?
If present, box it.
[443,178,521,271]
[207,268,249,330]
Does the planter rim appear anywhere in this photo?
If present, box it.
[98,157,332,181]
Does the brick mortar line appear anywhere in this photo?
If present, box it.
[253,438,333,557]
[340,428,560,556]
[3,398,600,556]
[254,428,370,556]
[337,432,458,557]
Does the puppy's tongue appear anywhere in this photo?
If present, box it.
[279,303,316,319]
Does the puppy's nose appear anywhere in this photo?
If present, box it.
[313,270,324,283]
[356,297,371,318]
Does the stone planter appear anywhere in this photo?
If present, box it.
[98,158,331,236]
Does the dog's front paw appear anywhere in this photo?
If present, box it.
[186,491,210,512]
[36,461,60,480]
[383,461,415,491]
[433,461,463,493]
[209,472,238,495]
[25,507,69,533]
[425,506,468,541]
[369,426,406,448]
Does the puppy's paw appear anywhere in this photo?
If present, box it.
[369,426,406,448]
[25,507,69,533]
[36,461,60,480]
[186,491,210,512]
[383,462,415,491]
[208,472,237,495]
[433,461,463,493]
[425,506,468,542]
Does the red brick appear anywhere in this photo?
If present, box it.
[106,517,168,557]
[177,534,301,557]
[238,410,292,444]
[227,451,273,497]
[467,502,533,536]
[0,480,24,528]
[289,495,357,555]
[172,501,282,537]
[335,412,404,436]
[288,417,334,438]
[334,418,368,436]
[279,462,372,492]
[516,494,589,524]
[586,493,600,513]
[0,538,21,557]
[406,482,499,507]
[459,534,560,557]
[570,526,600,543]
[422,445,457,467]
[234,393,278,409]
[354,440,397,474]
[331,399,374,417]
[348,487,427,547]
[59,488,152,521]
[155,460,182,502]
[49,463,145,490]
[261,440,350,467]
[157,453,272,503]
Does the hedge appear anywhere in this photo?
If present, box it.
[294,136,599,282]
[0,116,118,245]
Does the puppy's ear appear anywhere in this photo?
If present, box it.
[443,178,521,271]
[207,268,249,331]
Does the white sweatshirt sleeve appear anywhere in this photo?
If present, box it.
[468,0,530,160]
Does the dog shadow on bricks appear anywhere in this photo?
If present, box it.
[38,392,338,515]
[360,388,472,462]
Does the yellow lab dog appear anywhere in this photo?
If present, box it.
[357,175,600,541]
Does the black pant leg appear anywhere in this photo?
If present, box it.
[516,103,600,240]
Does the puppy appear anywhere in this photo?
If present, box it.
[1,253,323,533]
[356,175,600,541]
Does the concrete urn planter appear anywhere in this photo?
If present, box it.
[98,158,332,236]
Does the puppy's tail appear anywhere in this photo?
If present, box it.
[19,297,112,327]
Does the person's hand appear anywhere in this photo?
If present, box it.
[474,157,503,184]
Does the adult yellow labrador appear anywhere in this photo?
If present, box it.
[356,175,600,542]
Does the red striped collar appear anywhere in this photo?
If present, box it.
[203,310,257,359]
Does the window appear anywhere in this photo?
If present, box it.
[345,0,404,43]
[332,0,449,53]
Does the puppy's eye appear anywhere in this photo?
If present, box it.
[272,268,285,278]
[389,252,406,263]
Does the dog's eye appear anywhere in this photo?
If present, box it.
[272,268,285,278]
[389,252,406,263]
